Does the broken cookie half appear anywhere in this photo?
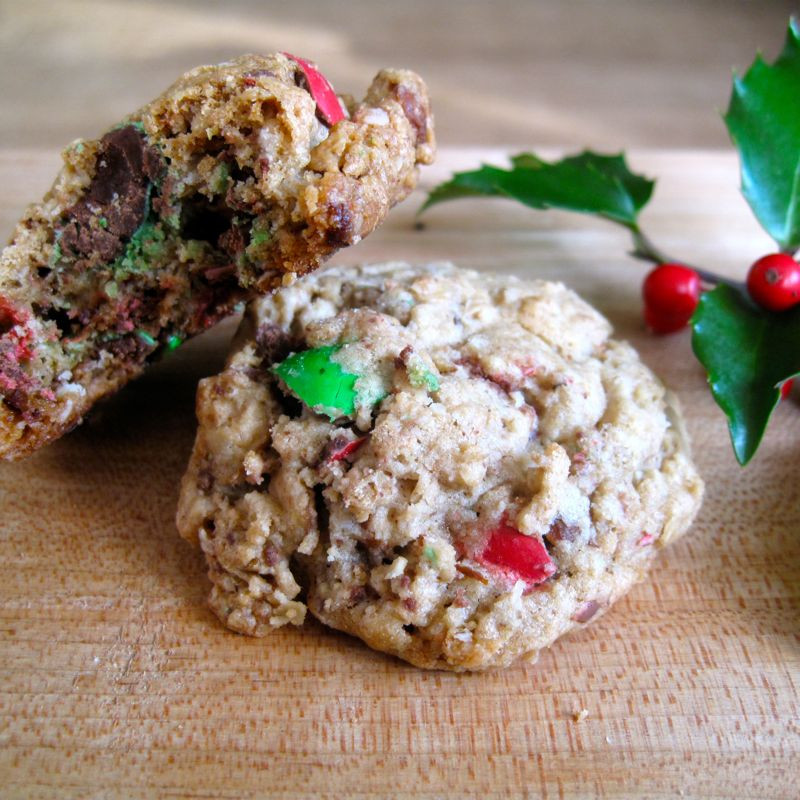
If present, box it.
[176,262,703,671]
[0,53,434,459]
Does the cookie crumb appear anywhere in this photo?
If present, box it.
[572,708,589,723]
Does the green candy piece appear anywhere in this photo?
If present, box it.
[408,364,440,392]
[422,545,439,566]
[114,220,166,275]
[49,240,62,267]
[212,162,230,195]
[135,329,157,347]
[273,345,358,419]
[249,229,272,247]
[166,334,183,351]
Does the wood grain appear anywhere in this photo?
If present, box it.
[0,149,798,799]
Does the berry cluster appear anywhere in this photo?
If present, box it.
[642,253,800,399]
[643,253,800,327]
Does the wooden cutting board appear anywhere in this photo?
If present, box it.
[0,149,797,799]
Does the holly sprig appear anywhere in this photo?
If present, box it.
[420,20,800,465]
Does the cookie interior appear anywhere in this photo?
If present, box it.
[0,55,434,458]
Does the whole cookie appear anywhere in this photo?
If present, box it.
[177,262,703,671]
[0,54,434,459]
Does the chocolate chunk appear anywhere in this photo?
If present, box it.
[394,84,428,146]
[547,518,580,543]
[150,172,179,221]
[255,321,294,364]
[218,223,246,257]
[196,466,214,493]
[59,125,165,268]
[324,200,355,245]
[60,205,122,264]
[394,344,414,369]
[264,545,281,566]
[86,126,164,228]
[403,597,418,612]
[0,342,43,418]
[105,332,152,364]
[348,586,367,607]
[240,365,269,382]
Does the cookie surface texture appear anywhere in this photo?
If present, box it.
[177,262,704,671]
[0,54,434,459]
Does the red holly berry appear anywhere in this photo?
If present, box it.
[746,253,800,312]
[642,263,702,334]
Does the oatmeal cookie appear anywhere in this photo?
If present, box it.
[176,262,703,671]
[0,54,434,459]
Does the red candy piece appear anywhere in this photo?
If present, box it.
[746,253,800,312]
[8,329,34,362]
[282,53,346,126]
[476,520,555,588]
[327,436,366,462]
[0,296,26,332]
[780,378,794,401]
[0,297,33,362]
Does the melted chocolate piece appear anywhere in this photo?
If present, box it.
[323,200,355,245]
[106,331,153,363]
[255,321,295,364]
[0,341,42,418]
[546,518,580,543]
[218,223,246,258]
[394,344,414,369]
[59,126,165,269]
[394,84,428,146]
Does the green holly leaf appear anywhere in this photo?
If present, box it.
[691,284,800,464]
[421,150,655,229]
[725,20,800,251]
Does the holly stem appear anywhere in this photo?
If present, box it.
[630,229,745,290]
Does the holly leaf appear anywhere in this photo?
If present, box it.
[725,20,800,251]
[421,150,655,228]
[421,164,507,205]
[691,284,800,464]
[542,151,655,212]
